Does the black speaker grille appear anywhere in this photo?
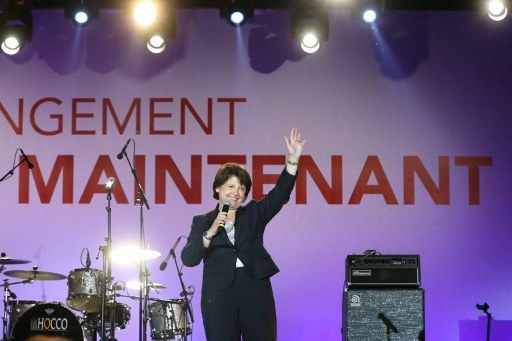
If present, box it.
[343,288,425,340]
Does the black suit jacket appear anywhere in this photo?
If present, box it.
[181,167,296,293]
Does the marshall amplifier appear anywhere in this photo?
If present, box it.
[346,254,420,287]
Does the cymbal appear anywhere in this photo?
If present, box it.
[4,269,66,281]
[111,247,161,264]
[126,280,167,291]
[0,256,31,265]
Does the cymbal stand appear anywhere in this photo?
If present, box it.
[170,250,194,340]
[2,279,10,341]
[100,180,116,341]
[118,144,150,341]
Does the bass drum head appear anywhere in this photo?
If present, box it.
[11,302,84,341]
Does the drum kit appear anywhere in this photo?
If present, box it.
[2,147,193,341]
[1,253,192,341]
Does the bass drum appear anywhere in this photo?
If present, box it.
[11,302,84,341]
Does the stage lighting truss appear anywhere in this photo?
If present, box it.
[0,1,509,59]
[0,1,33,56]
[291,5,329,54]
[220,0,254,26]
[64,0,100,26]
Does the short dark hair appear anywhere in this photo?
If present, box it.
[212,163,252,200]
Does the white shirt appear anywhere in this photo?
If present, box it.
[225,220,244,268]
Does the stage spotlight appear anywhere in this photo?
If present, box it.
[487,0,508,21]
[147,34,165,53]
[362,9,378,23]
[221,1,254,26]
[142,12,175,54]
[291,6,329,54]
[65,0,99,26]
[357,1,382,24]
[0,3,33,56]
[133,0,158,28]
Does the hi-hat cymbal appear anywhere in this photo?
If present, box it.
[4,269,66,281]
[0,256,31,265]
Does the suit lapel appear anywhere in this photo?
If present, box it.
[234,206,246,246]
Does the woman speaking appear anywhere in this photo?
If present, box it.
[181,128,305,341]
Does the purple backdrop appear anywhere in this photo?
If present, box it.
[1,9,512,341]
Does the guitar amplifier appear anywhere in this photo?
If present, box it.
[342,288,425,340]
[346,254,420,287]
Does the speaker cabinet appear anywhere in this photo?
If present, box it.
[342,288,425,340]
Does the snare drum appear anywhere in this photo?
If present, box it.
[149,299,191,340]
[11,302,84,341]
[67,268,104,313]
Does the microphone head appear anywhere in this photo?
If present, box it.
[27,162,34,169]
[159,261,168,271]
[104,177,116,192]
[222,199,231,208]
[117,153,124,160]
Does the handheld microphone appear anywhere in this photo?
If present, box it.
[159,237,182,271]
[218,199,231,229]
[117,139,131,160]
[476,303,489,312]
[378,313,398,333]
[20,149,34,169]
[86,250,91,268]
[104,177,116,192]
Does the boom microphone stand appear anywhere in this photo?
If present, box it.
[117,139,151,341]
[0,148,33,183]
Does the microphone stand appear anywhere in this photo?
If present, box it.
[0,153,31,183]
[118,148,150,341]
[479,304,492,341]
[170,249,194,340]
[100,188,116,340]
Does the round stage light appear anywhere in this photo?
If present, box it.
[362,9,377,23]
[74,10,89,25]
[488,0,508,21]
[1,36,21,55]
[133,0,158,28]
[300,32,320,54]
[147,34,166,53]
[229,11,245,26]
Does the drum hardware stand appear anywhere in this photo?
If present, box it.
[1,279,31,340]
[100,177,117,341]
[117,140,151,341]
[170,248,194,341]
